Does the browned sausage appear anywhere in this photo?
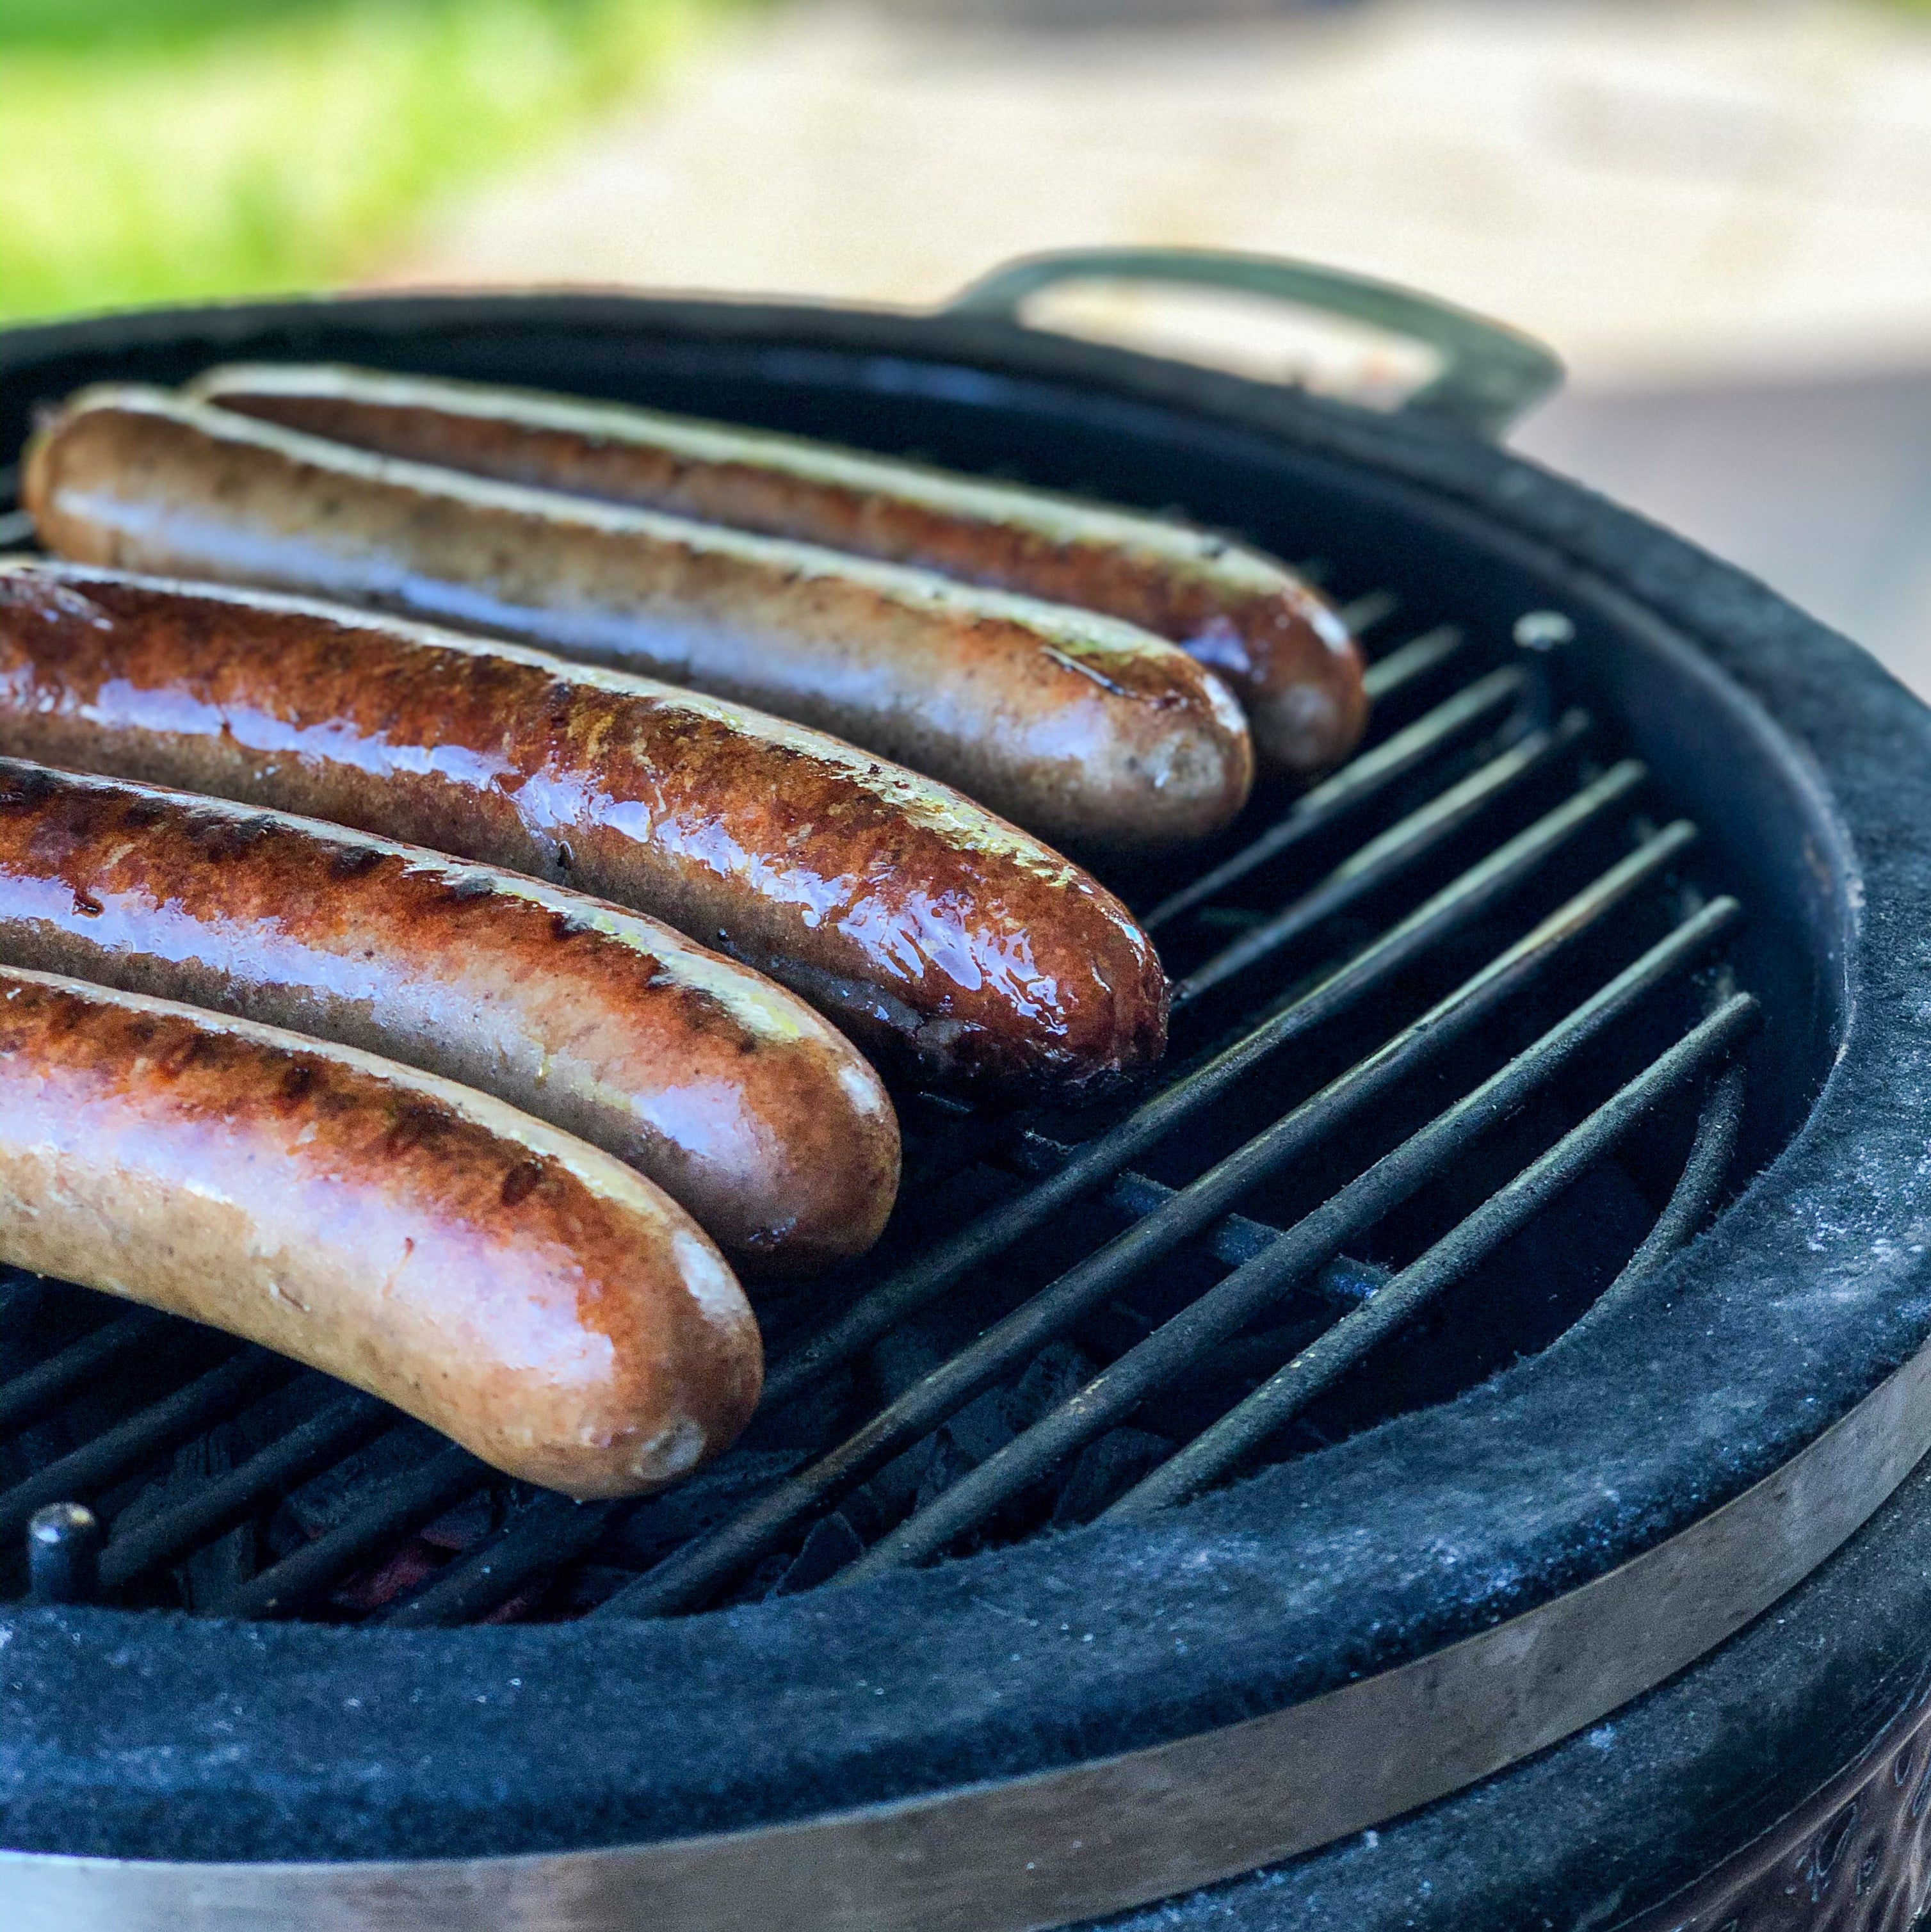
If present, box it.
[188,360,1367,777]
[0,965,761,1495]
[0,562,1167,1103]
[0,757,898,1274]
[28,384,1250,853]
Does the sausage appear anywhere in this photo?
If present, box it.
[0,562,1168,1103]
[28,384,1251,853]
[188,360,1368,778]
[0,757,898,1275]
[0,964,761,1496]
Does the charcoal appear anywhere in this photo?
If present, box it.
[173,1427,255,1611]
[773,1512,864,1595]
[868,1324,955,1403]
[739,1550,794,1602]
[418,1488,499,1553]
[1051,1429,1174,1527]
[264,1422,445,1559]
[737,1360,856,1454]
[912,1427,974,1514]
[601,1448,809,1570]
[1005,1340,1097,1426]
[554,1563,634,1616]
[1132,1317,1329,1443]
[330,1537,448,1617]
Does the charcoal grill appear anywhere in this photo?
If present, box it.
[0,252,1926,1932]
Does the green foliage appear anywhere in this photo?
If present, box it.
[0,0,731,323]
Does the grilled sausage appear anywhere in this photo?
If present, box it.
[0,965,760,1495]
[0,758,898,1274]
[0,562,1168,1102]
[28,384,1250,852]
[189,360,1367,777]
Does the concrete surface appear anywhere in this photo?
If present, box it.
[381,0,1931,690]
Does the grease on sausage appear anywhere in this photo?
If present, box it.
[0,560,1168,1103]
[0,757,898,1273]
[0,966,761,1497]
[33,384,1251,853]
[190,360,1366,777]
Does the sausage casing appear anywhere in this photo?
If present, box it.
[0,965,761,1496]
[0,757,898,1274]
[0,562,1167,1103]
[189,360,1367,777]
[29,384,1251,853]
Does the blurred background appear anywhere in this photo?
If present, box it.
[6,0,1930,689]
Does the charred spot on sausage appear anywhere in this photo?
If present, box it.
[499,1160,544,1208]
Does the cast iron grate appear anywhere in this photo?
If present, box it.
[0,524,1756,1626]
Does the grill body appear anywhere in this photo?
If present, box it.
[0,286,1926,1931]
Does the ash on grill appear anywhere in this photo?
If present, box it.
[0,546,1754,1627]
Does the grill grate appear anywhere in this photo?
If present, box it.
[0,548,1757,1625]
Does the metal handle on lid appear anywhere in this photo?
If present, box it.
[946,247,1563,440]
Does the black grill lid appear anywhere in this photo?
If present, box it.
[0,290,1921,1895]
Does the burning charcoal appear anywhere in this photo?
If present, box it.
[773,1511,864,1595]
[419,1488,499,1553]
[1051,1429,1174,1527]
[478,1584,547,1625]
[330,1486,503,1618]
[330,1538,448,1616]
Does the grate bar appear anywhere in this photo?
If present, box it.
[1568,1059,1747,1334]
[0,1309,166,1440]
[96,1391,389,1595]
[0,1349,284,1553]
[1337,588,1401,634]
[750,756,1649,1428]
[381,1495,622,1628]
[1108,996,1759,1518]
[839,910,1744,1579]
[1007,1135,1378,1295]
[1145,663,1530,933]
[1174,708,1587,1008]
[597,827,1709,1620]
[215,1443,485,1621]
[1362,625,1466,704]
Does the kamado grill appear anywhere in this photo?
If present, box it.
[0,251,1924,1932]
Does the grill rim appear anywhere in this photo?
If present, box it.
[0,288,1917,1875]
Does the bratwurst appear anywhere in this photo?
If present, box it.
[0,564,1167,1102]
[0,757,898,1273]
[26,384,1252,852]
[0,966,761,1496]
[188,360,1366,777]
